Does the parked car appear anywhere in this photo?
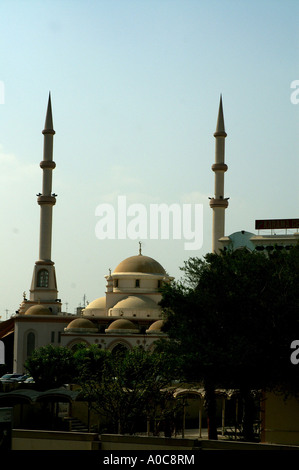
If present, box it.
[14,374,30,383]
[0,373,23,383]
[24,376,35,383]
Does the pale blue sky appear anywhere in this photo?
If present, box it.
[0,0,298,316]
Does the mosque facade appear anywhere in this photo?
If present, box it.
[1,94,298,375]
[13,249,172,373]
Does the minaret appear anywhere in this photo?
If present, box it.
[23,94,61,314]
[209,95,229,253]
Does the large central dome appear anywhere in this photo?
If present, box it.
[113,254,166,275]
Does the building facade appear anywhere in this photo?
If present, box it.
[0,95,172,373]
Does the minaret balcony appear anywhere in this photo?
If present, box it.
[211,163,228,172]
[213,130,227,138]
[209,198,229,209]
[37,195,56,205]
[40,160,56,169]
[42,128,55,136]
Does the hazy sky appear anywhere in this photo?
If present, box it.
[0,0,298,317]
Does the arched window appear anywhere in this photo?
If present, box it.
[37,269,49,288]
[111,343,129,357]
[67,340,89,352]
[26,332,35,358]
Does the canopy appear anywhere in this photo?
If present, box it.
[0,388,81,405]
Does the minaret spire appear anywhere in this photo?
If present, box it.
[44,92,54,131]
[209,95,229,253]
[21,94,61,314]
[215,94,226,136]
[39,92,56,262]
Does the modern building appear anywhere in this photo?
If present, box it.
[219,225,299,253]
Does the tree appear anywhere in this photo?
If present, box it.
[24,343,181,435]
[158,246,299,441]
[72,343,108,383]
[24,344,76,391]
[79,347,181,435]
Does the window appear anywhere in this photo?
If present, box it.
[37,269,49,288]
[51,331,55,343]
[26,332,35,358]
[113,279,118,288]
[135,279,140,288]
[111,343,129,356]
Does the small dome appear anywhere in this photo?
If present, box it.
[112,295,158,310]
[84,296,106,309]
[113,254,166,275]
[65,317,98,333]
[25,305,51,316]
[146,320,165,334]
[82,296,106,317]
[105,319,139,334]
[108,295,161,319]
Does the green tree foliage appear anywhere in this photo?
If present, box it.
[72,343,108,383]
[158,246,299,440]
[24,342,181,435]
[24,344,76,391]
[78,347,181,435]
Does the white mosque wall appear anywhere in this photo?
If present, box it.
[13,316,71,374]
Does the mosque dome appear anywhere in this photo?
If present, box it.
[112,295,158,310]
[65,317,98,333]
[25,305,52,316]
[85,296,106,309]
[82,296,106,317]
[108,295,161,319]
[146,319,165,334]
[113,254,166,275]
[105,318,139,334]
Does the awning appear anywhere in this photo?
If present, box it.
[0,318,15,340]
[36,389,81,403]
[0,388,81,405]
[173,386,238,399]
[0,389,40,404]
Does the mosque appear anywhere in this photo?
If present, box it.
[0,94,175,373]
[0,94,298,376]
